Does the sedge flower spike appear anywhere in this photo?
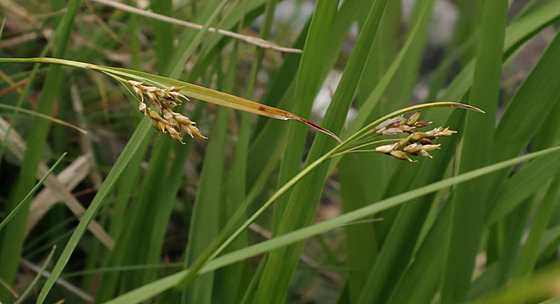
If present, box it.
[127,80,206,143]
[374,111,455,162]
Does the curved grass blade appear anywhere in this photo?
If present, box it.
[0,17,5,40]
[14,246,56,304]
[173,102,481,291]
[472,264,560,304]
[104,143,560,304]
[0,153,66,232]
[442,1,508,302]
[0,2,81,300]
[0,104,86,134]
[35,118,153,304]
[0,57,341,142]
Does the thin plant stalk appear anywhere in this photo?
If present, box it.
[175,101,483,288]
[0,153,66,231]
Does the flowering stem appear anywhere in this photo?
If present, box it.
[176,101,484,288]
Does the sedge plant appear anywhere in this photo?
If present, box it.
[2,1,560,304]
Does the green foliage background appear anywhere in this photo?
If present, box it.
[1,0,560,303]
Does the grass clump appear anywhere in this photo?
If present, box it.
[1,1,560,304]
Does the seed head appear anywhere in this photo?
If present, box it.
[427,127,456,137]
[416,150,433,158]
[380,128,403,135]
[390,150,416,162]
[166,125,184,144]
[138,102,147,115]
[147,108,162,121]
[410,132,428,141]
[403,143,423,154]
[375,144,397,154]
[421,144,441,152]
[128,80,144,86]
[406,111,421,126]
[151,119,160,131]
[162,108,174,120]
[373,112,456,162]
[126,80,207,142]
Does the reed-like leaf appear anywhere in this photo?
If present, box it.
[442,2,508,302]
[104,144,560,304]
[0,1,81,302]
[0,153,66,232]
[0,57,340,142]
[14,246,56,304]
[251,1,388,302]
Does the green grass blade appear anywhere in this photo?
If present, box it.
[209,153,560,276]
[510,97,560,300]
[339,1,437,301]
[263,0,367,237]
[486,149,560,226]
[358,111,465,304]
[0,57,339,141]
[356,0,400,110]
[220,0,277,299]
[472,265,560,304]
[503,0,560,59]
[93,135,153,301]
[251,2,390,302]
[176,102,476,296]
[0,1,81,301]
[36,118,153,303]
[342,0,434,138]
[150,0,173,71]
[222,75,250,304]
[237,1,348,299]
[422,0,560,127]
[182,106,229,303]
[179,30,241,303]
[442,1,508,302]
[339,155,378,302]
[455,0,479,64]
[386,0,435,111]
[246,22,309,188]
[493,28,560,163]
[0,104,86,134]
[512,175,560,294]
[268,0,340,237]
[0,153,66,231]
[167,0,229,77]
[386,201,453,304]
[0,17,5,40]
[105,144,560,304]
[14,246,56,304]
[478,28,560,289]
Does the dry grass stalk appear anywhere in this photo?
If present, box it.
[91,0,303,54]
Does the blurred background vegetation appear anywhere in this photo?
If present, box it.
[2,0,560,303]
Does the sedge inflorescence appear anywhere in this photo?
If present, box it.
[374,111,456,162]
[127,80,206,143]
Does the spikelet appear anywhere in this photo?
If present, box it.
[374,111,454,162]
[127,80,205,143]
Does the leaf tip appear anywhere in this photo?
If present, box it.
[451,103,485,113]
[295,117,342,143]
